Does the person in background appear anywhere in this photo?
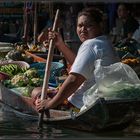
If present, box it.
[37,14,64,55]
[132,26,140,55]
[112,3,139,43]
[37,12,53,44]
[132,26,140,44]
[34,7,120,112]
[37,13,64,45]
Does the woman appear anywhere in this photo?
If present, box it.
[35,7,120,112]
[117,3,139,39]
[112,3,139,43]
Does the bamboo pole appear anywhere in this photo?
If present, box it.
[38,9,60,128]
[33,2,37,45]
[23,2,28,43]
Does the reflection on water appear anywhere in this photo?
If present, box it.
[0,103,140,139]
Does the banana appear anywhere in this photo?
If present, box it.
[8,64,15,71]
[0,64,29,76]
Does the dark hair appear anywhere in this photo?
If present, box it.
[77,7,103,24]
[118,3,132,12]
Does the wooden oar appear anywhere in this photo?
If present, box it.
[38,9,60,128]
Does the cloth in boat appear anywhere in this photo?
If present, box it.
[68,35,120,109]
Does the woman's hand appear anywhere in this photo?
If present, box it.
[47,28,65,48]
[35,97,52,112]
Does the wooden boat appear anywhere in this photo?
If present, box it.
[25,51,65,63]
[1,82,140,132]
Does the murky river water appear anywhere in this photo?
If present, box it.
[0,103,140,139]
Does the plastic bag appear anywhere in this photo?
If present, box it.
[81,59,140,112]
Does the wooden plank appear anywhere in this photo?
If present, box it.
[25,51,46,62]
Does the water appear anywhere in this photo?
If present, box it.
[0,103,140,139]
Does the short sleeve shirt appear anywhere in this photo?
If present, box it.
[68,35,119,109]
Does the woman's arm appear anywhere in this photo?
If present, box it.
[35,73,86,111]
[38,27,76,65]
[56,42,76,65]
[47,29,77,65]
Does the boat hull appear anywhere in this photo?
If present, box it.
[1,83,140,132]
[44,98,140,131]
[0,83,38,115]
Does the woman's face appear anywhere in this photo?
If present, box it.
[117,5,128,19]
[76,15,100,42]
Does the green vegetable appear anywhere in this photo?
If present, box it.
[0,64,27,76]
[102,83,140,99]
[11,73,29,87]
[30,78,43,86]
[24,68,38,78]
[10,87,34,97]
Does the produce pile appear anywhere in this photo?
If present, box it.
[114,39,140,67]
[121,58,140,67]
[5,42,45,64]
[0,42,64,98]
[102,83,140,99]
[1,61,64,97]
[114,38,140,59]
[0,63,27,76]
[3,67,43,97]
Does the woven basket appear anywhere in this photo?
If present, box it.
[0,60,30,69]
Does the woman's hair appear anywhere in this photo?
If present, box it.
[117,3,131,12]
[117,3,134,17]
[77,7,103,24]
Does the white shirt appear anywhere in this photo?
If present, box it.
[68,35,120,109]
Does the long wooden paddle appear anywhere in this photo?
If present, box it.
[38,9,60,128]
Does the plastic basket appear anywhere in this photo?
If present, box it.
[30,62,64,83]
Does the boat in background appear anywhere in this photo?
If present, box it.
[25,51,65,63]
[0,83,140,132]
